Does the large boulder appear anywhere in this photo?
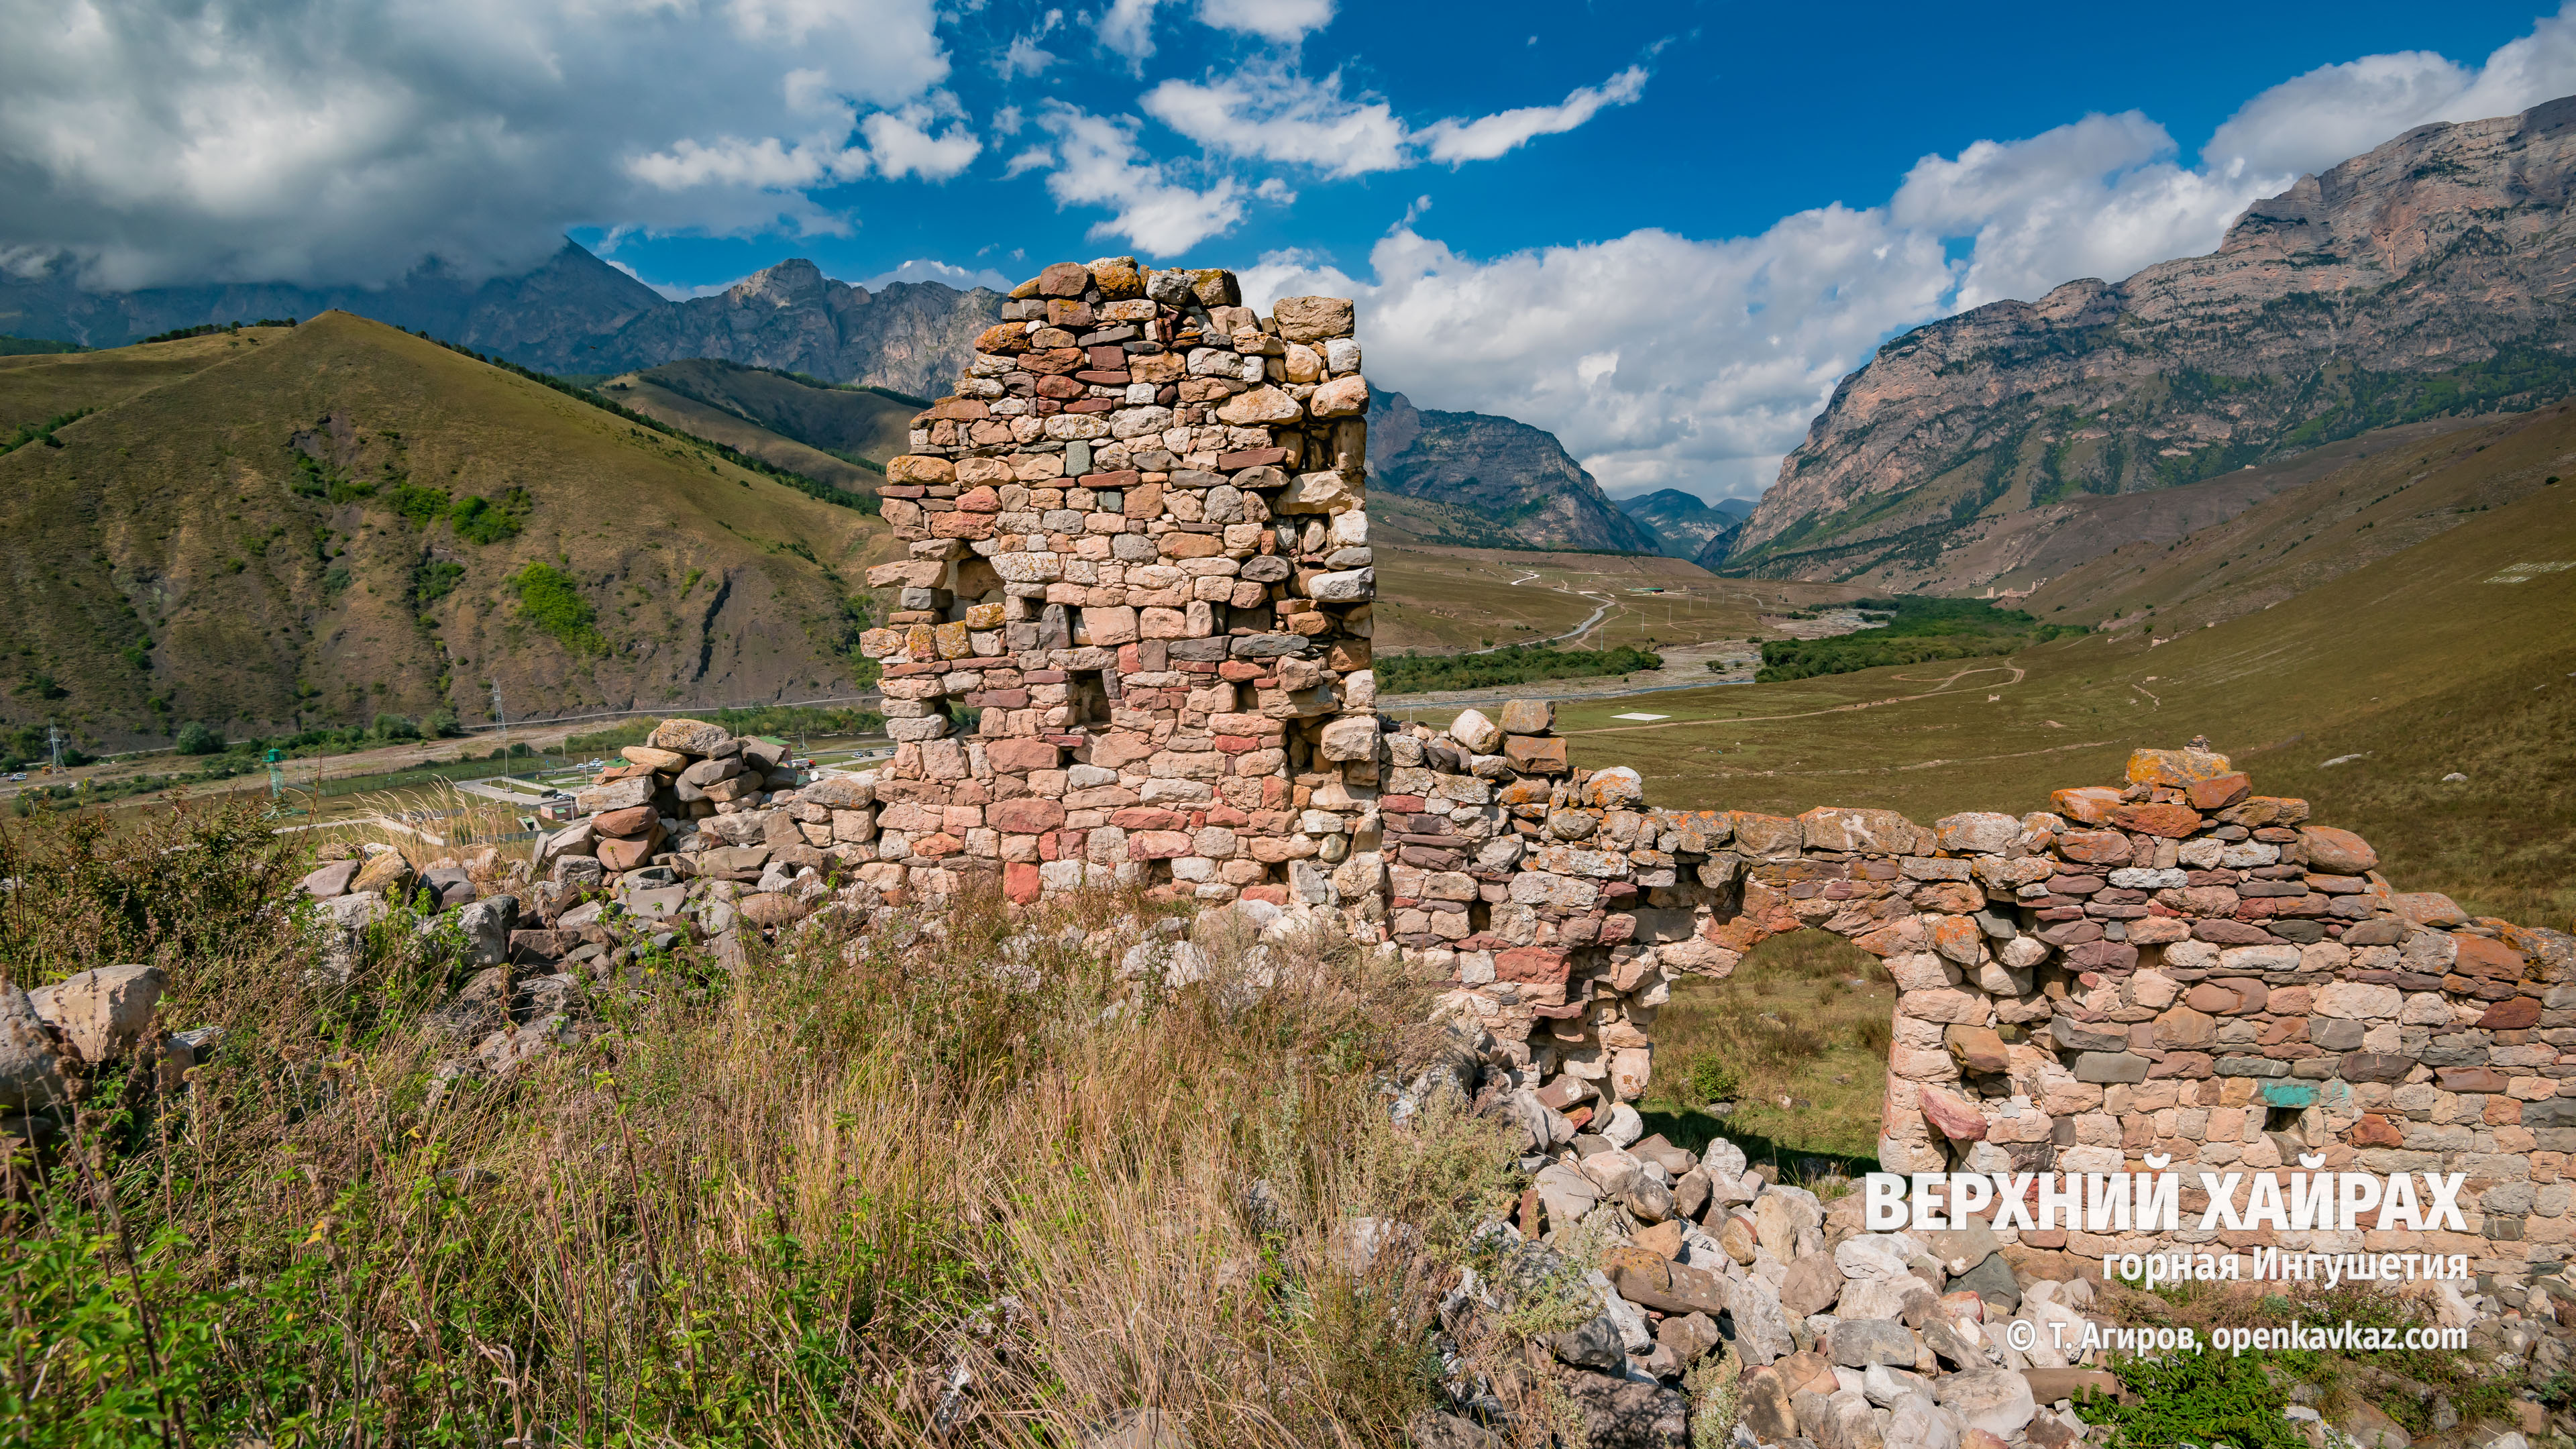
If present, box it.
[0,984,70,1111]
[454,896,519,967]
[26,964,165,1065]
[1935,1368,2037,1440]
[649,718,731,755]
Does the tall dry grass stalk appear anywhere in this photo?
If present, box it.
[2,800,1531,1448]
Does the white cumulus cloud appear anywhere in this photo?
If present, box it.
[1037,105,1248,256]
[1419,66,1649,164]
[0,0,957,288]
[1242,215,1956,500]
[1140,63,1648,182]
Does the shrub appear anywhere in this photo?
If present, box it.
[1685,1054,1743,1104]
[173,721,223,755]
[511,563,606,654]
[370,712,419,740]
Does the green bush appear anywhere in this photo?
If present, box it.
[1684,1054,1743,1104]
[370,712,419,740]
[447,487,529,543]
[512,563,606,654]
[1754,595,2087,683]
[173,721,223,755]
[1377,643,1664,695]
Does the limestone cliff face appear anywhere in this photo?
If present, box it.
[1731,95,2576,586]
[0,244,1000,400]
[1368,390,1664,554]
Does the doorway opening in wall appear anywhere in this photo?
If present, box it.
[1644,926,1894,1185]
[1066,669,1113,731]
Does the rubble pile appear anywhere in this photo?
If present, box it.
[1,963,217,1142]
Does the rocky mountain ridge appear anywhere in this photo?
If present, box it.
[1729,94,2576,588]
[0,243,1002,400]
[1617,488,1750,561]
[1368,390,1664,553]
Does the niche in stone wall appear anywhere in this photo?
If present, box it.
[1065,669,1114,731]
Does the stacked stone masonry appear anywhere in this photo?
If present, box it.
[856,256,1378,910]
[647,262,2576,1293]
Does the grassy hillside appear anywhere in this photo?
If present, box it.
[1528,469,2576,926]
[604,358,916,469]
[2022,402,2573,632]
[0,313,897,751]
[597,375,881,494]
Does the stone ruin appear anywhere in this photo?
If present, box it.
[286,257,2569,1442]
[854,256,1380,910]
[822,256,2576,1293]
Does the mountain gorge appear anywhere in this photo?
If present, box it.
[1617,488,1750,560]
[1729,95,2576,590]
[0,244,1001,400]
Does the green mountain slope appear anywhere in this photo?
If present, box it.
[0,313,896,752]
[601,358,916,477]
[599,374,881,495]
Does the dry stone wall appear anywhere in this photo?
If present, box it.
[840,260,2576,1284]
[856,256,1382,908]
[563,262,2576,1299]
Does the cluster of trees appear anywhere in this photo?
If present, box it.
[1753,596,2084,683]
[1377,642,1664,695]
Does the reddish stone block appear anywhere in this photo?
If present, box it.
[2192,919,2278,945]
[985,738,1063,772]
[2438,1067,2509,1093]
[2050,786,2124,825]
[1215,447,1289,470]
[594,804,657,839]
[2057,828,2133,863]
[2479,996,2543,1030]
[1112,806,1187,831]
[2298,826,2379,874]
[2349,1114,2404,1147]
[1919,1085,1989,1141]
[1128,830,1193,859]
[2455,934,2530,980]
[1240,884,1289,906]
[1505,736,1570,774]
[2112,802,2204,838]
[987,798,1067,833]
[2186,773,2253,810]
[1004,863,1042,904]
[1495,947,1571,985]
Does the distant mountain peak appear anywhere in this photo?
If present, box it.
[1731,92,2576,592]
[0,238,1002,398]
[1365,390,1663,554]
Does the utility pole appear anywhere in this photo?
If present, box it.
[491,680,508,776]
[46,722,62,774]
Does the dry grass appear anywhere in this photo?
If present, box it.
[1,802,1534,1448]
[1639,930,1893,1175]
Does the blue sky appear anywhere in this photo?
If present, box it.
[579,1,2548,301]
[7,1,2575,500]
